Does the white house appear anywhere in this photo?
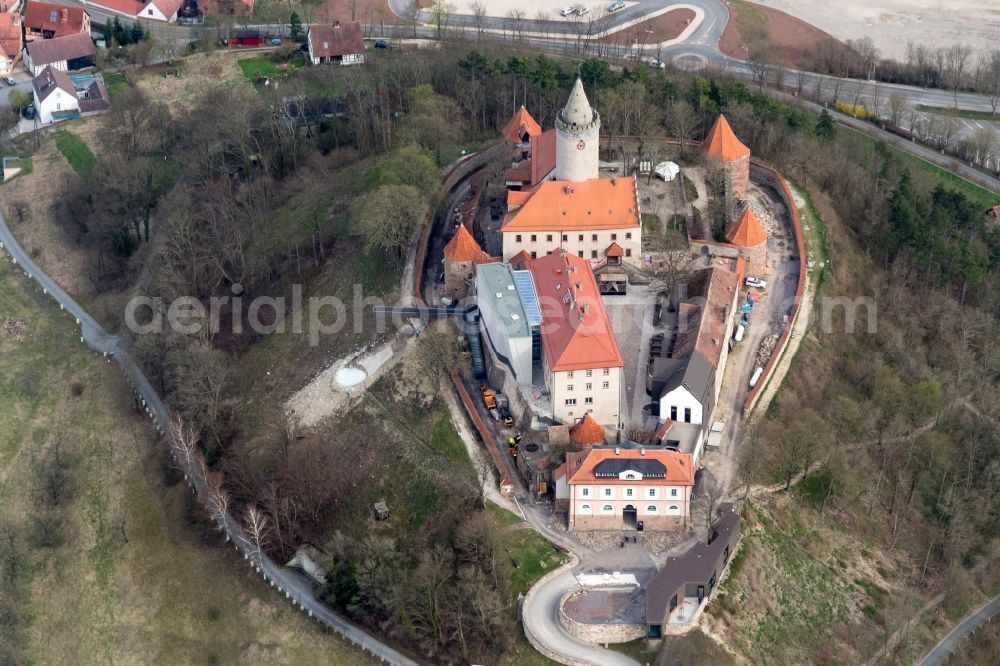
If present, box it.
[555,447,695,531]
[32,65,79,124]
[139,0,183,21]
[307,21,364,66]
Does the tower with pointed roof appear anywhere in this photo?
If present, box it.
[555,78,600,182]
[725,207,768,270]
[442,224,494,300]
[703,114,751,219]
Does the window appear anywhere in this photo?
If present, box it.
[604,488,612,497]
[625,248,632,257]
[647,505,657,512]
[591,234,598,242]
[530,251,537,259]
[602,504,613,512]
[669,505,679,511]
[586,383,592,390]
[582,488,590,496]
[585,370,592,377]
[625,473,636,480]
[580,504,591,510]
[602,381,610,389]
[531,234,537,242]
[626,232,632,240]
[584,397,593,405]
[148,8,153,14]
[611,233,617,241]
[591,250,598,259]
[567,371,574,379]
[648,488,656,497]
[603,368,610,376]
[565,398,576,406]
[626,489,634,497]
[516,234,522,242]
[671,489,678,497]
[546,234,553,242]
[562,234,568,242]
[578,251,584,258]
[567,384,573,392]
[670,406,677,420]
[578,234,584,242]
[684,407,691,423]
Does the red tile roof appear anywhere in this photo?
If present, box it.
[570,414,606,445]
[88,0,146,16]
[146,0,185,19]
[503,105,542,144]
[605,241,624,257]
[0,14,20,59]
[726,208,767,247]
[529,250,623,373]
[25,32,93,67]
[509,249,533,269]
[567,448,695,486]
[309,21,363,58]
[442,224,492,263]
[24,2,88,38]
[703,114,750,161]
[671,267,740,369]
[503,177,640,232]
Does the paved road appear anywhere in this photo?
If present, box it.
[0,210,421,666]
[918,594,1000,666]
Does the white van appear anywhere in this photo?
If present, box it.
[734,324,745,342]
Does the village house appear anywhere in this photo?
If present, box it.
[23,2,90,41]
[32,65,78,124]
[0,13,21,76]
[307,21,364,66]
[85,0,183,21]
[23,32,94,76]
[554,447,695,532]
[501,79,642,267]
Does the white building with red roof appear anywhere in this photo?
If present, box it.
[501,79,642,267]
[554,447,695,531]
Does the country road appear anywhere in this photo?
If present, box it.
[918,594,1000,666]
[0,211,422,666]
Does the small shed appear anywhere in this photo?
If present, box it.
[654,161,680,182]
[372,501,389,521]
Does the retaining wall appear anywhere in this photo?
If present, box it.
[558,591,646,644]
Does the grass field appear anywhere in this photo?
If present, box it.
[840,126,999,210]
[103,72,128,97]
[53,129,95,180]
[0,259,374,665]
[915,104,1000,121]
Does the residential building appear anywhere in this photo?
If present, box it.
[645,504,740,636]
[554,447,695,531]
[23,2,91,41]
[87,0,182,21]
[32,65,79,124]
[307,21,364,66]
[501,79,642,267]
[0,13,21,76]
[23,32,94,76]
[529,250,623,427]
[442,224,494,301]
[647,266,740,464]
[725,207,768,271]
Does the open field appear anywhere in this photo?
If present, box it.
[54,129,95,180]
[749,0,1000,60]
[0,260,374,665]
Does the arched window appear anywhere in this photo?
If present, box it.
[669,505,679,512]
[602,505,613,512]
[625,473,636,479]
[647,505,657,512]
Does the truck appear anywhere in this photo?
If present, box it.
[481,387,497,410]
[749,366,764,388]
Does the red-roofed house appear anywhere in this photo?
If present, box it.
[505,128,556,190]
[307,21,364,66]
[554,447,695,531]
[529,250,623,427]
[0,13,22,75]
[23,2,90,42]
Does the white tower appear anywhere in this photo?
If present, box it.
[555,78,600,182]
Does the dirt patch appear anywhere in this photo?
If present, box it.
[720,0,855,70]
[601,8,697,45]
[313,0,401,26]
[3,317,28,341]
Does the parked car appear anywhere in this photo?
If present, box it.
[745,276,767,288]
[646,59,665,69]
[22,105,35,120]
[374,39,389,49]
[575,5,591,15]
[560,6,575,16]
[2,76,15,87]
[607,1,626,12]
[270,38,282,46]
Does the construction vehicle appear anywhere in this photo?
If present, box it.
[508,432,522,457]
[481,386,497,410]
[495,394,515,427]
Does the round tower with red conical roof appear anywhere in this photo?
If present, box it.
[725,207,768,271]
[442,225,492,300]
[703,114,751,217]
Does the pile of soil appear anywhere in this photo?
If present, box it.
[3,317,28,341]
[601,8,697,44]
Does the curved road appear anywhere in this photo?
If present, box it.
[0,211,420,666]
[918,594,1000,666]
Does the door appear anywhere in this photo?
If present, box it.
[623,505,637,530]
[697,585,705,601]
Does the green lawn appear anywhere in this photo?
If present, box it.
[915,104,1000,121]
[53,129,95,179]
[103,72,128,97]
[237,56,300,86]
[840,126,998,210]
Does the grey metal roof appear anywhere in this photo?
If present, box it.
[657,350,714,405]
[594,458,667,478]
[476,263,530,338]
[512,269,542,326]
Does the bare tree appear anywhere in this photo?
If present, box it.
[244,506,272,564]
[699,477,723,544]
[168,412,202,485]
[943,44,974,106]
[470,0,487,36]
[977,49,1000,114]
[848,36,880,79]
[205,477,231,537]
[887,93,908,128]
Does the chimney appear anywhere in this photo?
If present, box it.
[615,447,620,455]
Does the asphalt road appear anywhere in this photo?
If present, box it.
[918,594,1000,666]
[0,209,421,666]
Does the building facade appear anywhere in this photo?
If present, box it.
[556,448,695,531]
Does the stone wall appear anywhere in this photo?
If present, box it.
[570,514,686,532]
[559,592,646,644]
[442,257,472,300]
[522,555,593,666]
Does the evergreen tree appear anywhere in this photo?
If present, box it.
[290,12,303,42]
